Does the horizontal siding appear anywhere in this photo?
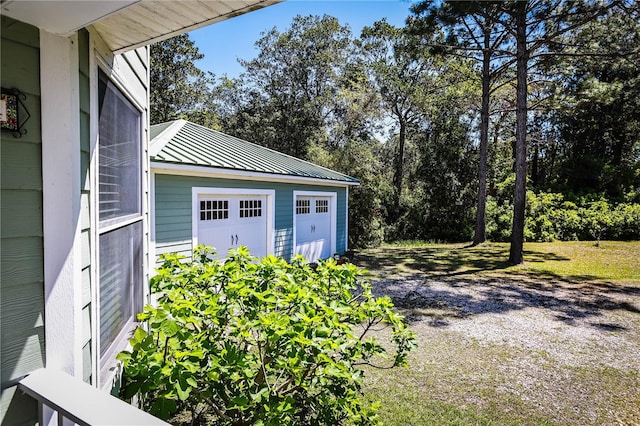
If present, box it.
[0,190,43,238]
[79,28,93,385]
[336,189,347,254]
[1,235,44,286]
[1,330,45,385]
[154,174,348,261]
[111,48,147,107]
[1,16,43,425]
[1,142,43,190]
[155,241,193,262]
[122,47,148,87]
[0,387,37,426]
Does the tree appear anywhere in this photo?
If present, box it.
[150,34,215,126]
[409,2,512,246]
[550,6,640,197]
[360,20,441,213]
[410,1,628,263]
[504,0,632,264]
[221,15,355,160]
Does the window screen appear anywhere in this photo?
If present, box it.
[99,221,143,357]
[98,71,141,222]
[97,70,144,374]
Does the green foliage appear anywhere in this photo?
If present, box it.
[150,34,217,126]
[118,246,415,425]
[487,190,640,242]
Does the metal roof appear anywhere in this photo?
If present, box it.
[150,120,360,185]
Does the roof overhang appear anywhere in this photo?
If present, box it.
[152,161,361,187]
[1,0,281,53]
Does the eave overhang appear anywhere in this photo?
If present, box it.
[1,0,281,53]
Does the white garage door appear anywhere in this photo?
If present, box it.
[295,195,333,262]
[197,194,268,258]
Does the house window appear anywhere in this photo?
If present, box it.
[240,199,262,218]
[296,199,310,214]
[97,70,143,372]
[316,199,329,213]
[200,200,228,220]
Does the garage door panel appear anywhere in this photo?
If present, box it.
[197,194,268,259]
[295,195,332,262]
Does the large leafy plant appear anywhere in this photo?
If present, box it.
[118,246,415,425]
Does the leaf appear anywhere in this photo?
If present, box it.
[149,397,177,420]
[160,318,180,337]
[175,380,192,401]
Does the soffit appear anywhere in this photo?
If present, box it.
[1,0,281,53]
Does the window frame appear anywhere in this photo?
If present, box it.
[92,58,148,389]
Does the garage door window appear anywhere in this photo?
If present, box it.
[316,199,329,213]
[240,199,262,218]
[200,200,228,220]
[296,199,310,214]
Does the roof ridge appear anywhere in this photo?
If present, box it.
[150,119,187,157]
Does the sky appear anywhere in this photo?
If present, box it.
[189,0,417,79]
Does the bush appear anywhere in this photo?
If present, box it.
[117,246,415,425]
[486,191,640,242]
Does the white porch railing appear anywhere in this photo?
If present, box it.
[18,368,169,425]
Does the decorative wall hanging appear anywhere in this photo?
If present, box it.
[1,87,30,138]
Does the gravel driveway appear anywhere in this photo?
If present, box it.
[369,275,640,425]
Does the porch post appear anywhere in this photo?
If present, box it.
[40,29,82,380]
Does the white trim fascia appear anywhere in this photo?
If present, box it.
[190,187,276,258]
[292,190,338,260]
[152,161,360,188]
[41,30,82,383]
[149,120,186,157]
[88,29,100,387]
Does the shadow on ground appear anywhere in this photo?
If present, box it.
[352,246,640,330]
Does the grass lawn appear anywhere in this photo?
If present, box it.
[354,241,640,425]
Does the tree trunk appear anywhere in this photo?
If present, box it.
[531,143,539,187]
[393,118,407,212]
[509,1,528,265]
[472,28,492,246]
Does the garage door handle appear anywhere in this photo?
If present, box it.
[235,234,238,245]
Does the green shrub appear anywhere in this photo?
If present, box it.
[486,191,640,242]
[117,246,415,425]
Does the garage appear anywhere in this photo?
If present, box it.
[150,119,359,263]
[294,192,336,261]
[193,189,274,259]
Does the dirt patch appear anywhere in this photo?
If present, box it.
[369,275,640,425]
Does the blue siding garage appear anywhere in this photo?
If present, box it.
[151,120,358,262]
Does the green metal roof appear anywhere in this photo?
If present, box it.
[150,120,360,185]
[150,121,174,140]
